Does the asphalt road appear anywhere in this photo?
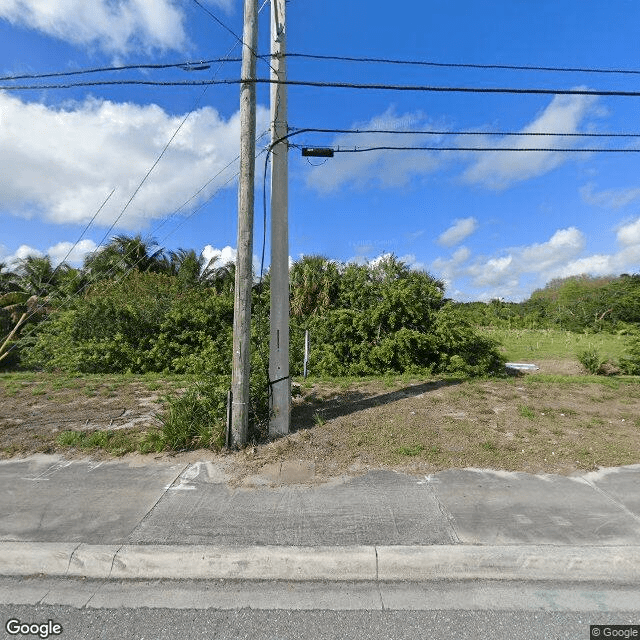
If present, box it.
[1,578,638,640]
[1,602,637,640]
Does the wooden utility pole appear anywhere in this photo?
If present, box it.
[231,0,258,447]
[269,0,290,437]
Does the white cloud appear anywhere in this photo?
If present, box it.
[518,227,585,272]
[306,108,445,192]
[1,240,97,268]
[8,244,44,264]
[201,244,265,278]
[580,183,640,209]
[398,253,430,272]
[48,239,98,266]
[617,217,640,247]
[431,246,471,291]
[0,92,269,231]
[467,227,585,295]
[437,217,478,247]
[463,93,600,190]
[0,0,232,54]
[202,245,237,267]
[431,219,640,301]
[554,254,613,279]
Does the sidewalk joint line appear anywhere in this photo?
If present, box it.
[424,480,462,544]
[374,546,385,610]
[107,544,124,579]
[83,579,107,609]
[125,462,190,542]
[374,545,379,581]
[66,542,82,576]
[583,478,640,526]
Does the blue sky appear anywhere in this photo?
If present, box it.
[1,0,640,301]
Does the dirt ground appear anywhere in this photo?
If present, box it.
[1,359,639,483]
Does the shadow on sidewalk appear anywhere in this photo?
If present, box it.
[291,379,464,432]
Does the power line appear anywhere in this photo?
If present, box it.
[7,78,640,99]
[39,188,116,295]
[192,0,276,74]
[5,52,640,84]
[34,45,246,303]
[283,52,640,77]
[30,0,275,303]
[0,58,241,82]
[328,146,640,153]
[273,128,640,155]
[289,127,640,139]
[191,0,245,47]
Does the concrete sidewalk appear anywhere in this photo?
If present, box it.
[1,455,639,582]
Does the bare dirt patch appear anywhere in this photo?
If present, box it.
[1,370,639,483]
[0,375,180,458]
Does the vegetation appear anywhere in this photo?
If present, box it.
[453,273,640,334]
[2,234,640,453]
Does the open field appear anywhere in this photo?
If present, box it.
[1,359,639,482]
[479,327,631,363]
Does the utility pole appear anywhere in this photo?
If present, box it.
[269,0,290,437]
[231,0,258,447]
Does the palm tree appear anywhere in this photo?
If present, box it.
[0,262,19,294]
[14,255,60,296]
[83,234,167,281]
[167,248,207,289]
[0,256,61,365]
[202,258,236,295]
[289,255,339,317]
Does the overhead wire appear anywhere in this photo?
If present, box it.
[6,78,640,99]
[330,146,640,154]
[38,188,116,295]
[39,2,266,304]
[0,58,240,82]
[191,0,247,48]
[6,51,640,84]
[288,127,640,139]
[5,51,640,84]
[283,52,640,77]
[191,0,277,74]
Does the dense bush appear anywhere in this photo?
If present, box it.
[23,271,236,375]
[289,256,504,377]
[619,332,640,375]
[22,253,505,379]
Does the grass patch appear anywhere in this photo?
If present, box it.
[313,412,326,427]
[519,405,536,419]
[480,328,630,362]
[396,444,425,456]
[56,429,155,456]
[4,371,640,474]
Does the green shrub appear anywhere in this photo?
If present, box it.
[619,333,640,375]
[577,348,606,375]
[157,380,228,451]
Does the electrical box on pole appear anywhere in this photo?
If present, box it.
[269,0,290,437]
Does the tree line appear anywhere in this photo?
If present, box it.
[451,274,640,333]
[1,235,504,377]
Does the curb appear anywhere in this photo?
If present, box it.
[2,542,639,582]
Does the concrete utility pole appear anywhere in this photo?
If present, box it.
[231,0,258,447]
[269,0,290,437]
